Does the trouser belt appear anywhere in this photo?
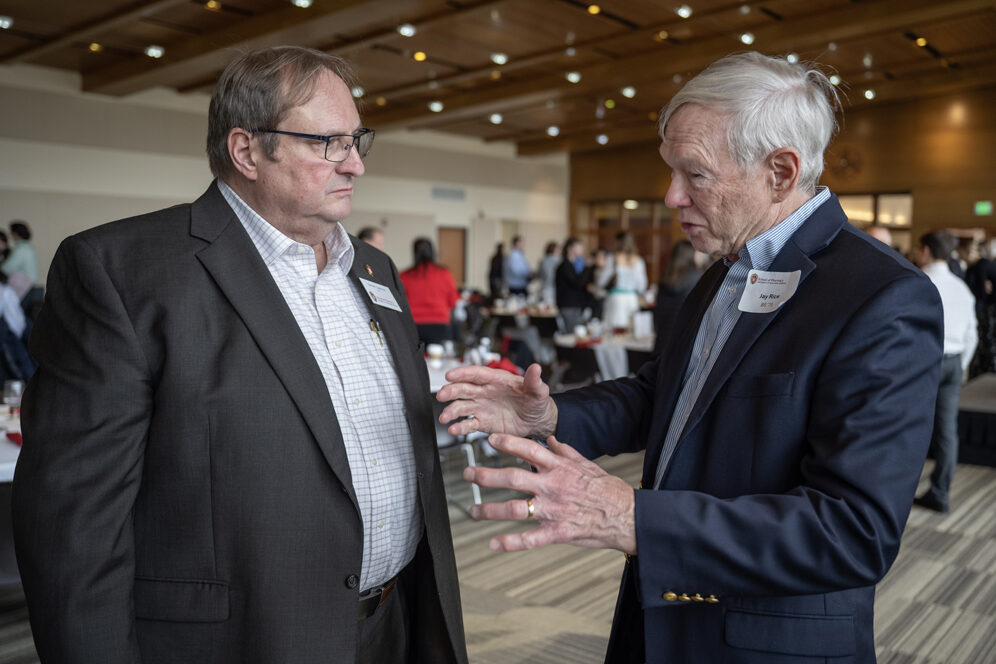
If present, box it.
[357,576,398,621]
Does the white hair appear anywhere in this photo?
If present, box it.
[659,52,841,193]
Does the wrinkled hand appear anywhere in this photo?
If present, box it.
[437,363,557,439]
[464,434,636,554]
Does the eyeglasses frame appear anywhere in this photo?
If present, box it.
[258,128,375,162]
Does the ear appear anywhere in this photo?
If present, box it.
[227,128,259,181]
[766,148,801,202]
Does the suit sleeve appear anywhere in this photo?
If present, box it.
[632,273,943,602]
[13,235,151,663]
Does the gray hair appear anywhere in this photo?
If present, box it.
[658,52,841,193]
[206,46,358,179]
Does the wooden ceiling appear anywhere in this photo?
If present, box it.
[2,0,995,155]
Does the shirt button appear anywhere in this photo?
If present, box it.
[371,458,378,466]
[728,286,737,294]
[335,340,343,348]
[378,521,384,529]
[703,347,710,357]
[353,398,360,406]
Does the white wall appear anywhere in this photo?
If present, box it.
[0,63,568,291]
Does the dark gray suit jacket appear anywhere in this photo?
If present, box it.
[12,183,467,663]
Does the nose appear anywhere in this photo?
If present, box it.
[664,174,690,208]
[336,145,365,177]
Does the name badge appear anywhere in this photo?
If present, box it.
[738,269,800,313]
[359,278,402,312]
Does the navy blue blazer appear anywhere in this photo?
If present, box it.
[555,195,943,663]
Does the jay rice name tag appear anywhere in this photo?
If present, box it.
[738,269,801,313]
[360,277,402,312]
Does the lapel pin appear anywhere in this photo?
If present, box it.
[365,264,374,276]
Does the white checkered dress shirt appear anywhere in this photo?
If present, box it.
[654,187,831,488]
[218,181,421,591]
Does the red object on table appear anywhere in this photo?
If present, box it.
[487,357,524,375]
[6,432,22,446]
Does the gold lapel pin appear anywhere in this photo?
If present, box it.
[365,264,374,276]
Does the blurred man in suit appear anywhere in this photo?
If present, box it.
[439,52,942,663]
[13,46,466,664]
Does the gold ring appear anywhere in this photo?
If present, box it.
[526,498,535,519]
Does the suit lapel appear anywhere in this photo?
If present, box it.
[190,184,358,509]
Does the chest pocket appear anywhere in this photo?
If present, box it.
[726,372,795,398]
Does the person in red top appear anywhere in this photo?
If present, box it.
[400,237,459,344]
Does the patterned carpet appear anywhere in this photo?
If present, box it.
[1,453,994,663]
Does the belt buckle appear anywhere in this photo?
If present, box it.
[357,577,397,621]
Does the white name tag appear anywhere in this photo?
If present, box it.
[738,269,800,313]
[359,277,402,312]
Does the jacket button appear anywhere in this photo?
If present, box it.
[662,592,678,601]
[705,594,720,603]
[691,594,704,602]
[344,574,359,589]
[678,593,691,601]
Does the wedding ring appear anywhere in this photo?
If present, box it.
[526,498,535,519]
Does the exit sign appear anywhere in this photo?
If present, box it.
[975,200,993,216]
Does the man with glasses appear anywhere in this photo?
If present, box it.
[13,46,467,664]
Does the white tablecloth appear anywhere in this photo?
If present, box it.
[554,333,655,380]
[0,438,18,483]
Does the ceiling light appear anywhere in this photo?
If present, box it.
[672,73,683,84]
[490,52,508,65]
[205,0,222,11]
[413,51,427,62]
[654,30,669,42]
[623,200,639,210]
[350,86,364,98]
[144,45,165,59]
[490,70,502,80]
[428,80,440,90]
[827,42,837,51]
[829,74,841,86]
[397,23,416,37]
[490,9,502,25]
[546,125,560,137]
[739,32,755,45]
[291,0,312,7]
[88,42,103,53]
[489,113,503,125]
[915,37,927,47]
[739,4,751,13]
[428,100,444,112]
[604,99,616,109]
[862,53,873,68]
[786,53,799,64]
[565,47,576,57]
[375,96,387,106]
[596,134,609,145]
[566,31,576,45]
[864,89,876,100]
[676,5,693,19]
[0,16,12,29]
[621,86,636,98]
[648,111,659,122]
[566,71,582,83]
[587,4,601,14]
[545,100,556,109]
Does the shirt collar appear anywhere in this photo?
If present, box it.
[217,179,352,273]
[725,186,831,271]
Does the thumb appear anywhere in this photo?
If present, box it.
[522,363,547,395]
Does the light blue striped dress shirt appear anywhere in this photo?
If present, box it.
[653,187,831,488]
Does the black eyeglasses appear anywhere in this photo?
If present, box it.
[259,128,375,162]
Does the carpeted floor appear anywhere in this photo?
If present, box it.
[1,453,994,663]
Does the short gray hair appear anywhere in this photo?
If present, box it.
[206,46,358,179]
[659,52,841,193]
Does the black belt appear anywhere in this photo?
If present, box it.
[357,576,398,621]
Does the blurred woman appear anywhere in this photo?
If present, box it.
[488,242,505,301]
[537,241,561,306]
[400,237,459,345]
[653,240,702,355]
[555,238,590,332]
[603,231,647,332]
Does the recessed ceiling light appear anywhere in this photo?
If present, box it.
[672,73,683,84]
[565,47,576,57]
[490,70,502,80]
[428,100,444,112]
[489,113,503,125]
[144,45,165,59]
[566,71,582,83]
[786,53,799,64]
[828,42,837,51]
[88,42,103,53]
[490,52,508,65]
[596,134,609,145]
[397,23,416,37]
[587,4,601,15]
[413,51,427,62]
[829,74,842,86]
[740,32,755,45]
[350,86,365,98]
[0,16,12,29]
[653,30,669,42]
[604,99,615,109]
[428,80,439,90]
[621,86,636,98]
[739,4,751,14]
[676,5,693,19]
[915,37,927,47]
[864,89,876,100]
[863,53,873,68]
[205,0,222,10]
[546,125,560,137]
[623,199,639,210]
[375,96,387,106]
[291,0,312,7]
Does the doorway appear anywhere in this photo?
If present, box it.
[437,227,467,286]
